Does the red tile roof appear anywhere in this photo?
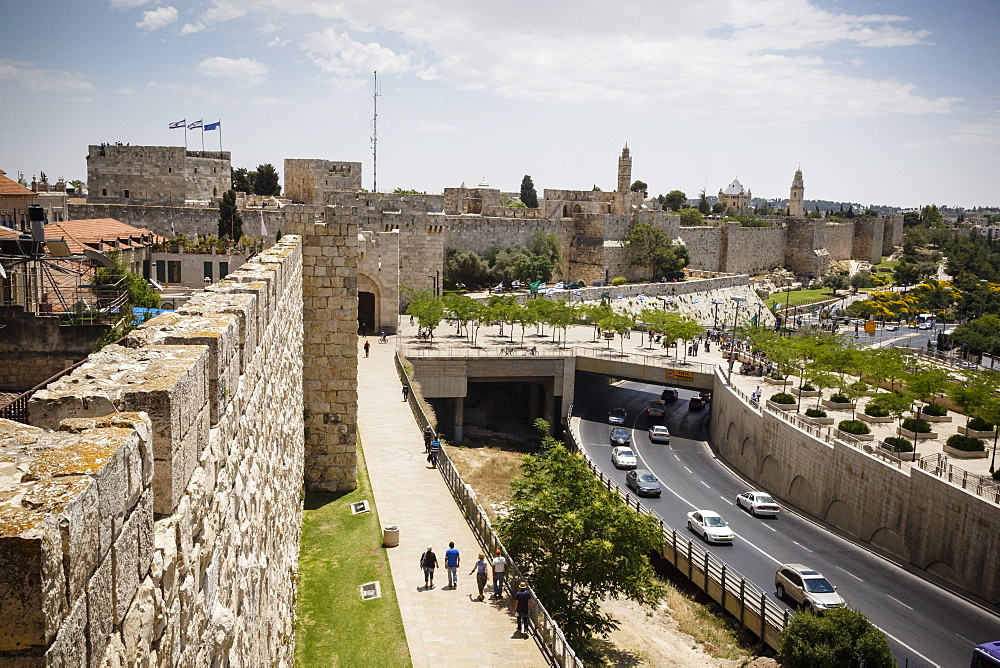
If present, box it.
[44,218,158,254]
[0,227,18,239]
[0,169,36,196]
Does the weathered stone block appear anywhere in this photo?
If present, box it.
[112,502,139,626]
[87,550,114,663]
[44,593,87,666]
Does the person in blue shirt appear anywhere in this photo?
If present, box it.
[444,541,460,588]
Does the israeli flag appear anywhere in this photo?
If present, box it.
[204,120,221,131]
[539,283,547,290]
[545,288,555,296]
[168,119,186,129]
[495,282,504,291]
[188,120,203,130]
[667,297,674,303]
[554,282,564,290]
[572,290,581,297]
[693,298,699,304]
[617,294,624,300]
[638,295,645,301]
[512,280,521,288]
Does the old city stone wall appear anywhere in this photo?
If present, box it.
[0,306,109,392]
[722,224,787,275]
[851,218,885,265]
[822,222,855,261]
[67,202,292,242]
[284,159,362,205]
[678,226,724,273]
[710,374,1000,605]
[86,146,231,206]
[0,237,308,664]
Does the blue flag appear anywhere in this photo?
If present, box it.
[169,119,185,129]
[204,121,221,131]
[188,120,203,130]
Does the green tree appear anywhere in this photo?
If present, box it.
[404,288,445,338]
[442,293,483,343]
[948,369,999,428]
[218,189,243,241]
[254,163,281,196]
[496,438,665,658]
[662,189,687,212]
[697,189,710,214]
[622,223,689,281]
[822,273,849,292]
[630,180,648,195]
[547,299,579,347]
[528,231,562,268]
[951,313,1000,357]
[904,364,951,411]
[678,208,704,226]
[231,166,254,193]
[444,247,490,289]
[920,204,943,228]
[849,270,873,292]
[520,175,539,208]
[779,607,894,667]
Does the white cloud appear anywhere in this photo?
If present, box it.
[950,120,1000,147]
[260,22,281,34]
[197,56,270,85]
[109,0,149,8]
[136,6,178,32]
[0,59,94,92]
[267,36,291,48]
[180,22,205,35]
[418,121,460,135]
[115,86,137,95]
[301,27,413,84]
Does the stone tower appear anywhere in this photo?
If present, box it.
[617,145,632,193]
[789,167,805,217]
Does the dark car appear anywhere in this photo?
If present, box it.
[689,397,706,410]
[661,388,678,401]
[699,390,712,403]
[625,469,661,497]
[609,407,627,424]
[610,427,631,445]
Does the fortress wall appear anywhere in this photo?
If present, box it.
[284,159,362,204]
[852,217,885,264]
[823,222,855,260]
[67,202,292,241]
[679,226,725,272]
[883,215,904,254]
[722,225,787,275]
[85,146,230,206]
[710,375,1000,605]
[3,236,305,663]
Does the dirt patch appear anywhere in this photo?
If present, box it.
[447,444,775,667]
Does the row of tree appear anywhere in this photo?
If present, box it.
[445,232,561,289]
[232,164,281,197]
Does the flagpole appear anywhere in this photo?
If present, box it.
[184,124,187,149]
[218,121,222,152]
[201,125,205,152]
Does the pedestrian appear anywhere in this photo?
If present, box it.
[402,384,410,402]
[427,439,440,468]
[471,553,489,599]
[512,582,533,635]
[363,340,370,357]
[420,545,438,589]
[444,541,460,588]
[491,549,507,598]
[423,426,434,453]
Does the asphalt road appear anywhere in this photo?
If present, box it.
[574,376,1000,667]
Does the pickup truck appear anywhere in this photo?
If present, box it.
[647,400,666,417]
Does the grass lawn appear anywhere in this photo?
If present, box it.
[765,288,841,310]
[295,441,410,668]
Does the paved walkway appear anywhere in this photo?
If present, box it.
[356,336,548,667]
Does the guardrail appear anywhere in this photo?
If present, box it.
[918,453,1000,505]
[394,352,583,667]
[563,412,788,651]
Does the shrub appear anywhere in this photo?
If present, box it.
[801,384,816,392]
[838,420,871,435]
[805,408,827,418]
[770,374,786,381]
[610,276,627,286]
[779,607,894,668]
[850,381,869,392]
[946,434,985,452]
[770,393,796,404]
[968,417,995,432]
[883,436,913,453]
[864,403,890,417]
[994,470,1000,482]
[921,403,947,417]
[902,417,931,433]
[829,394,851,403]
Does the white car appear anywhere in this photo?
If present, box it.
[736,491,781,517]
[611,446,638,469]
[687,510,734,544]
[775,564,845,613]
[648,425,671,444]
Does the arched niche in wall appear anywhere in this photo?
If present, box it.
[823,499,858,538]
[787,474,817,514]
[357,272,381,335]
[869,527,910,562]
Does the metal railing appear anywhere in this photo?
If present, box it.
[0,357,90,424]
[563,413,787,651]
[393,353,582,667]
[918,453,1000,504]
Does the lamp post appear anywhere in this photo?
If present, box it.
[713,299,722,330]
[991,425,998,474]
[427,271,439,297]
[783,277,794,335]
[728,295,746,381]
[797,363,806,413]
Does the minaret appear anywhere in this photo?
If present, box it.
[789,167,805,217]
[617,145,632,193]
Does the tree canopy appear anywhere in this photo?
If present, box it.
[253,163,281,196]
[678,208,704,226]
[779,607,894,667]
[496,435,665,659]
[662,190,687,212]
[520,175,539,208]
[218,189,243,241]
[231,167,253,194]
[629,180,648,195]
[622,223,689,281]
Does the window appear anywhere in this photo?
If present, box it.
[219,261,229,278]
[204,261,213,281]
[167,261,181,284]
[155,260,166,283]
[102,189,107,196]
[123,189,130,199]
[143,260,150,279]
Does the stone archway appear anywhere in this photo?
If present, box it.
[358,291,375,335]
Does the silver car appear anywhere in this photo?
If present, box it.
[775,564,845,613]
[625,469,661,497]
[609,407,627,425]
[611,446,637,469]
[686,510,734,544]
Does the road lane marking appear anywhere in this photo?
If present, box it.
[875,626,940,668]
[684,466,693,473]
[720,495,729,503]
[673,454,680,461]
[886,595,914,611]
[833,566,863,582]
[700,481,710,488]
[763,524,776,532]
[791,540,812,552]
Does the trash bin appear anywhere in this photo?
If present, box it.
[382,525,399,548]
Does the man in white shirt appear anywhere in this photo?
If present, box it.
[491,549,507,599]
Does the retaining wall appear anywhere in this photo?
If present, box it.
[0,237,306,664]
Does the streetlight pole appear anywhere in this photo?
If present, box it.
[727,295,746,382]
[797,363,806,413]
[783,277,793,335]
[991,425,998,474]
[713,299,722,330]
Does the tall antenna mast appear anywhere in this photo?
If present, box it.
[371,71,380,193]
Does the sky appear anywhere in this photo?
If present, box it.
[1,0,997,209]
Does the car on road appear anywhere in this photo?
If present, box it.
[647,399,666,417]
[611,446,638,469]
[609,407,627,424]
[648,425,671,444]
[661,388,678,401]
[625,469,661,497]
[774,564,845,613]
[918,322,932,330]
[610,427,631,446]
[689,396,706,410]
[686,510,734,544]
[736,491,781,517]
